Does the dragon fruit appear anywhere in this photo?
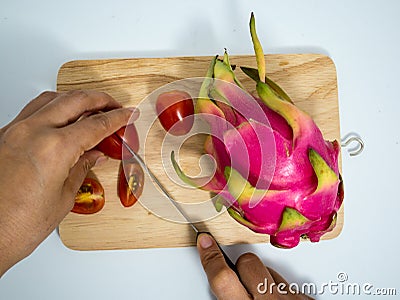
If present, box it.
[171,13,343,248]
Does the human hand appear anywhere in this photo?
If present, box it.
[0,90,136,277]
[197,233,313,299]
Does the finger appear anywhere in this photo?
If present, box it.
[76,106,140,123]
[61,150,107,210]
[267,268,314,300]
[2,91,58,131]
[197,233,250,300]
[236,253,279,300]
[31,90,122,127]
[62,107,134,155]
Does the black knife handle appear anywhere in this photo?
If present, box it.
[196,232,238,275]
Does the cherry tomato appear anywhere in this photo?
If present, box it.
[156,90,194,136]
[72,178,105,214]
[96,123,139,160]
[118,159,144,207]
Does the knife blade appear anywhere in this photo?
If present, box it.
[117,134,198,234]
[115,133,238,272]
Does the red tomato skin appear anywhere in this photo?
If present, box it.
[156,90,194,136]
[72,178,105,214]
[118,159,144,207]
[96,123,139,160]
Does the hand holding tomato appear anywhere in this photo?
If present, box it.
[96,123,139,160]
[0,90,136,277]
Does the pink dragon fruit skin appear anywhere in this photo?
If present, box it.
[171,13,343,248]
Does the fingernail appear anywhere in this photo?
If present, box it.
[94,155,108,167]
[127,107,140,122]
[199,233,213,249]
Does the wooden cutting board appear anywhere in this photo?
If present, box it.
[57,54,342,251]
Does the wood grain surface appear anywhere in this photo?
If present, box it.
[57,54,343,251]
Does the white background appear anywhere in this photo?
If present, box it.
[0,0,399,299]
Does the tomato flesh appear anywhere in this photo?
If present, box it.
[96,123,139,160]
[156,90,194,136]
[118,159,144,207]
[72,178,105,214]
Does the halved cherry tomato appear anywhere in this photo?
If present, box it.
[96,123,139,160]
[118,159,144,207]
[72,178,105,214]
[156,90,194,136]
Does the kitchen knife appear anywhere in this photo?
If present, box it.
[114,133,238,273]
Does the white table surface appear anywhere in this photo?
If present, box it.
[1,0,399,299]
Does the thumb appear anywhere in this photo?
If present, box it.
[196,233,250,300]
